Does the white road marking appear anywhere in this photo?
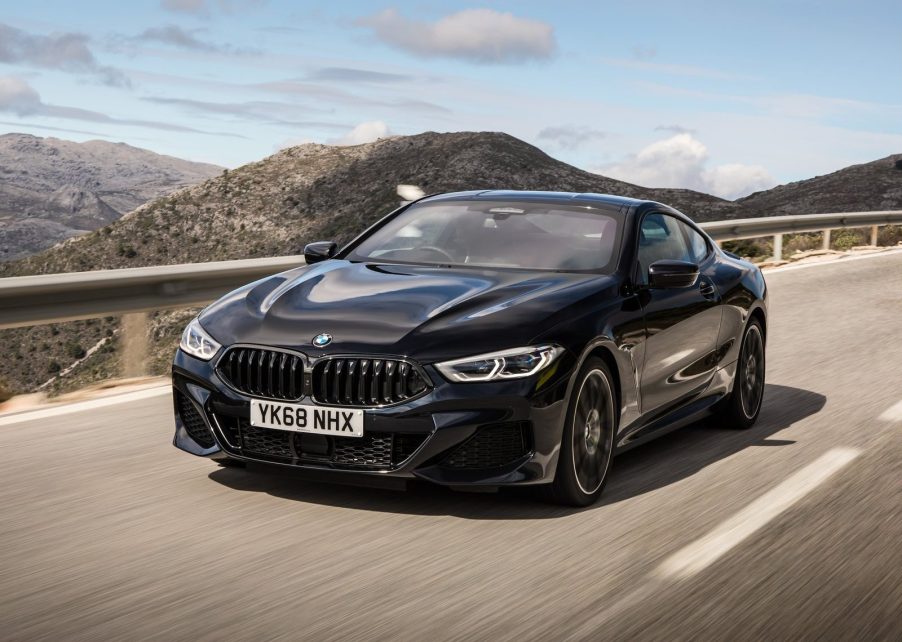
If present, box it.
[0,386,171,426]
[878,400,902,422]
[656,447,860,580]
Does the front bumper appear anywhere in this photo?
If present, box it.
[172,348,574,486]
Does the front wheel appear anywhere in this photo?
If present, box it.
[715,318,765,429]
[547,357,617,507]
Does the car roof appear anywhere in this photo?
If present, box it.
[418,190,662,212]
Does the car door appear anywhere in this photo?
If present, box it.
[637,212,722,414]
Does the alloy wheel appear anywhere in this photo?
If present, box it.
[739,324,765,419]
[571,369,615,495]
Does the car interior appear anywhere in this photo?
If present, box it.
[361,204,620,271]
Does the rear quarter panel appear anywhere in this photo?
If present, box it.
[712,251,767,365]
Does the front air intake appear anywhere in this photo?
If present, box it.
[441,422,531,469]
[232,419,428,470]
[176,390,215,448]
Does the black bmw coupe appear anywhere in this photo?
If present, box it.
[173,191,767,506]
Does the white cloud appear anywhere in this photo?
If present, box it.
[604,134,708,189]
[537,124,606,150]
[0,75,245,137]
[599,133,776,199]
[161,0,264,15]
[136,25,223,52]
[330,120,390,146]
[0,22,129,87]
[356,8,555,64]
[703,164,775,199]
[0,76,42,115]
[654,124,696,135]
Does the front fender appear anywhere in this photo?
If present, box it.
[530,291,645,469]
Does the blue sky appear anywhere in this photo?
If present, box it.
[1,0,900,199]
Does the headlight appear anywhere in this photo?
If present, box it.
[179,317,221,361]
[435,345,564,382]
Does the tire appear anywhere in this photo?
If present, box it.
[716,318,765,429]
[547,357,618,507]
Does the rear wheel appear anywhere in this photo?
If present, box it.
[547,357,617,507]
[716,318,765,429]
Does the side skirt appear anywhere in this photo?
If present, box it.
[614,393,724,454]
[613,361,738,454]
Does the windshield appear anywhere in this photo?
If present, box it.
[347,200,623,272]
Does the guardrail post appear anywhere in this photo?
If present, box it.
[870,225,879,246]
[773,234,783,261]
[822,229,831,250]
[121,312,149,378]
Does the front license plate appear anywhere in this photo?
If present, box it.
[250,399,364,437]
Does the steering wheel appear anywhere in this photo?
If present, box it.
[415,246,456,262]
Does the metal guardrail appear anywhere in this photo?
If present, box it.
[698,210,902,240]
[0,255,306,330]
[700,210,902,267]
[1,211,900,332]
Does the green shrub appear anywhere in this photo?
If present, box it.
[785,232,824,255]
[832,228,867,250]
[67,342,86,360]
[722,238,773,261]
[878,225,902,246]
[117,243,138,258]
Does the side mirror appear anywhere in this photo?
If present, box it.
[304,241,337,264]
[648,259,699,289]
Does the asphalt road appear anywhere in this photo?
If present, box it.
[1,252,901,641]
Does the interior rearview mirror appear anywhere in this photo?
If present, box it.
[648,259,699,289]
[304,241,338,264]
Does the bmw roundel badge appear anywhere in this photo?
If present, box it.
[312,333,332,348]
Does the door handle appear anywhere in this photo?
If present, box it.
[699,279,717,299]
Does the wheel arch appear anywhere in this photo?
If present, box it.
[748,304,767,343]
[585,345,622,412]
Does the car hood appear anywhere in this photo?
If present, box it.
[199,260,617,361]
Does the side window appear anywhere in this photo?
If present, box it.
[637,213,692,283]
[681,222,710,264]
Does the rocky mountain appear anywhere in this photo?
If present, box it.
[1,131,741,278]
[0,133,222,261]
[0,131,747,395]
[738,153,902,215]
[1,131,899,397]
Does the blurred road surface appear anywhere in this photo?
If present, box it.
[1,252,901,640]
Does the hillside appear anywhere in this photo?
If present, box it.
[0,133,222,260]
[1,131,742,278]
[739,153,902,215]
[5,131,897,397]
[0,131,747,395]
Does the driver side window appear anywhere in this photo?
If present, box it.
[681,222,710,264]
[637,213,692,284]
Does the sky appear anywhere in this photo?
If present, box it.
[1,0,900,199]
